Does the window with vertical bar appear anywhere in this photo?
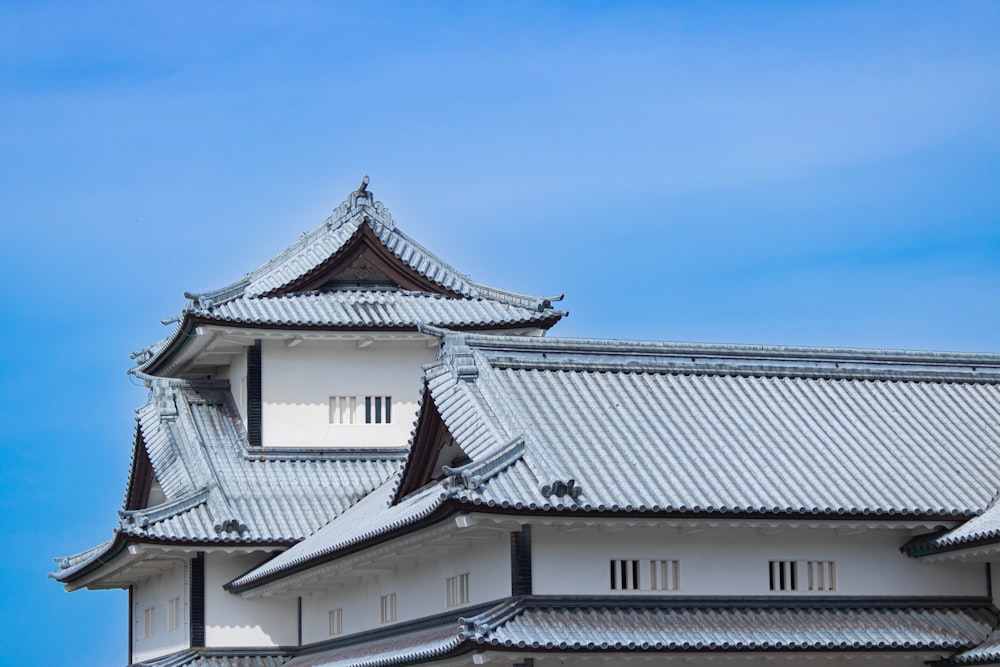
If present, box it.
[328,608,343,636]
[379,593,396,623]
[365,396,391,424]
[770,560,836,591]
[167,597,180,632]
[446,573,470,607]
[610,559,680,591]
[143,607,155,639]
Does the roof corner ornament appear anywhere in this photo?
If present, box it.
[348,174,374,210]
[153,381,178,421]
[541,478,582,500]
[214,518,249,536]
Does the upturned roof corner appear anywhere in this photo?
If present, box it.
[133,181,566,377]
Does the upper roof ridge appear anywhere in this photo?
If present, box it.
[170,179,560,313]
[458,332,1000,377]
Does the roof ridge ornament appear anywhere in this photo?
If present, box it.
[347,174,374,210]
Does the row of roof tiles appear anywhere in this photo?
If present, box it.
[135,190,564,373]
[228,331,1000,593]
[284,599,996,667]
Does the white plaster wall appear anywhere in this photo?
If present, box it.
[217,348,249,425]
[299,534,511,644]
[131,559,189,663]
[205,552,298,647]
[532,525,986,597]
[261,339,435,448]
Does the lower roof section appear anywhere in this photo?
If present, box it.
[135,649,290,667]
[284,597,996,667]
[942,628,1000,666]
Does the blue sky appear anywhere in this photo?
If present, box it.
[2,2,999,665]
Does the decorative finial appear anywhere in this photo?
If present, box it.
[359,174,369,193]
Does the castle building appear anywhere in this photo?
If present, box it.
[52,183,1000,667]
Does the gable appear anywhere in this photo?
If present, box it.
[264,224,463,298]
[124,431,165,511]
[394,393,465,500]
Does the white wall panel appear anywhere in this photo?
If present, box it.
[300,533,511,644]
[205,552,298,647]
[131,559,188,663]
[261,339,434,448]
[532,525,986,597]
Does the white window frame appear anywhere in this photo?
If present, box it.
[328,608,343,636]
[143,607,155,639]
[446,572,470,608]
[380,593,396,624]
[167,597,180,632]
[610,559,681,591]
[770,560,837,592]
[365,396,392,424]
[329,396,358,425]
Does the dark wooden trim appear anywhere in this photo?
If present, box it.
[394,391,449,501]
[127,585,134,665]
[187,313,563,334]
[297,597,303,646]
[190,553,205,648]
[266,224,463,298]
[246,340,262,448]
[124,430,153,511]
[511,526,532,596]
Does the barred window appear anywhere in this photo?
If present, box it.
[328,608,343,636]
[610,559,680,591]
[770,560,836,592]
[446,573,470,607]
[380,593,396,623]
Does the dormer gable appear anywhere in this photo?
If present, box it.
[265,222,463,298]
[123,431,166,511]
[395,394,468,500]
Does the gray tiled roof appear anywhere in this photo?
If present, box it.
[230,333,1000,593]
[227,476,448,592]
[137,649,289,667]
[945,628,1000,665]
[134,188,564,373]
[51,379,402,583]
[438,333,1000,518]
[191,290,562,330]
[282,599,995,667]
[906,498,1000,557]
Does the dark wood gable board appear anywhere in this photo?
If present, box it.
[124,430,155,511]
[265,223,464,298]
[394,392,453,501]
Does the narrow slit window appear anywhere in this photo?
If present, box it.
[167,597,180,632]
[770,560,835,592]
[807,561,836,591]
[143,607,155,639]
[650,560,681,591]
[328,608,343,636]
[446,573,470,608]
[380,593,396,623]
[364,396,392,424]
[329,396,357,424]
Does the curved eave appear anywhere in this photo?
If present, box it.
[226,499,965,596]
[49,533,129,589]
[136,310,565,377]
[905,533,1000,560]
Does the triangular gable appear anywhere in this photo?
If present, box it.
[123,430,166,511]
[263,224,463,298]
[394,391,465,501]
